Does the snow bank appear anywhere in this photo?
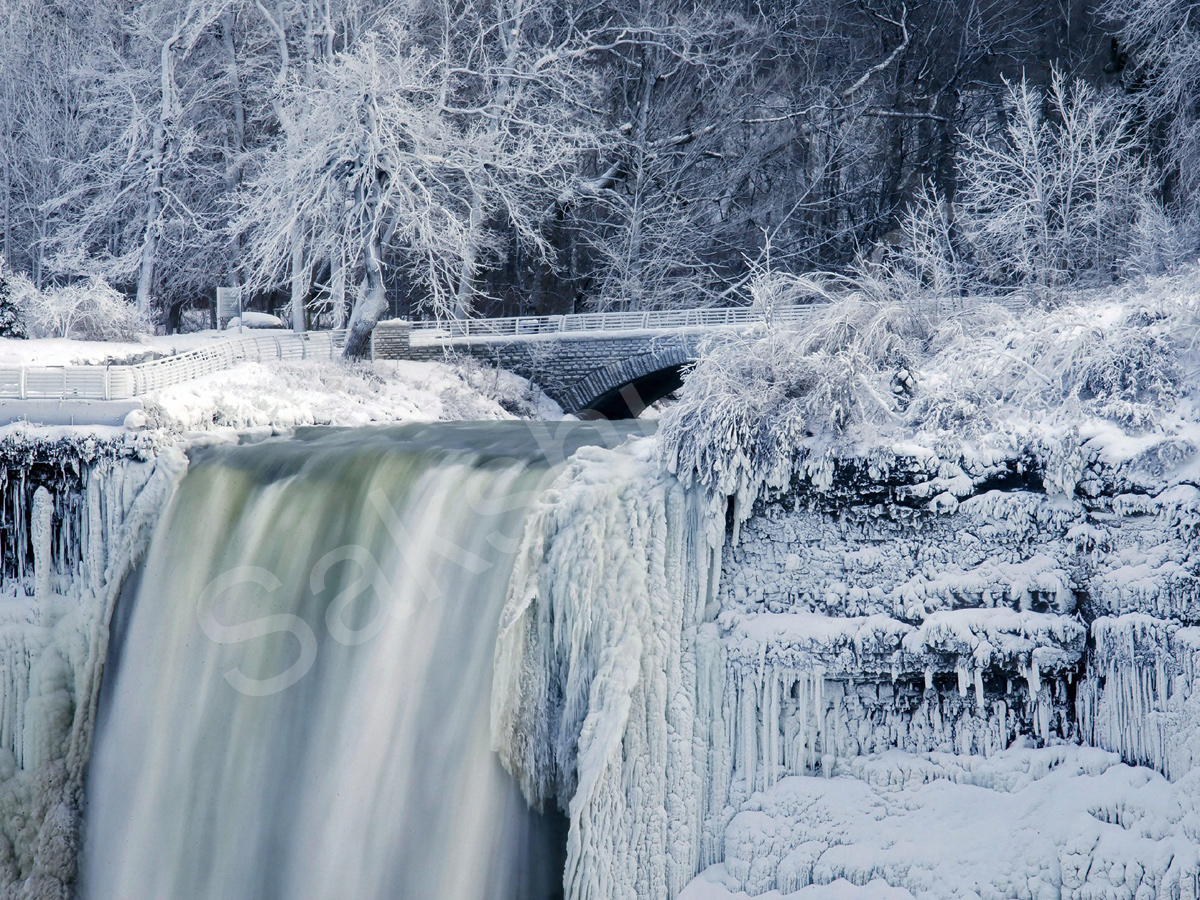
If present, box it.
[136,357,562,433]
[681,746,1200,900]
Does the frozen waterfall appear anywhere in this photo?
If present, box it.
[80,422,643,900]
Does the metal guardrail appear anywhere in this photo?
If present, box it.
[407,304,823,340]
[0,302,842,402]
[0,330,345,401]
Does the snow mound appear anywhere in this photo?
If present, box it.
[681,746,1200,900]
[138,357,562,433]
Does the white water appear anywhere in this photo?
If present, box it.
[80,422,640,900]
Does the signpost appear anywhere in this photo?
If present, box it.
[216,286,243,332]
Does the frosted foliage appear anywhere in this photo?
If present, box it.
[8,275,148,342]
[657,295,928,519]
[659,273,1200,522]
[493,439,719,900]
[0,447,186,897]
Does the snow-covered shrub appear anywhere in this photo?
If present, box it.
[1126,197,1200,277]
[12,277,149,341]
[658,291,930,505]
[0,262,26,338]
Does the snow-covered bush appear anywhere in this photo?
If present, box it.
[660,267,1200,510]
[11,276,149,341]
[658,290,930,505]
[0,262,26,338]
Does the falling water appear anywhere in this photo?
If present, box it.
[81,421,645,900]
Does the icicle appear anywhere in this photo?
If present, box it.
[31,487,53,618]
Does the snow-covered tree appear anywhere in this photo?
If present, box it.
[1102,0,1200,203]
[0,261,25,338]
[46,0,232,321]
[956,70,1145,293]
[236,6,596,355]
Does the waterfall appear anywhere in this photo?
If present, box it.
[81,422,643,900]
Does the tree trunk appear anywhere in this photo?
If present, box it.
[137,36,177,318]
[342,231,386,358]
[453,193,483,319]
[135,184,161,315]
[222,11,246,296]
[331,248,347,328]
[290,221,307,332]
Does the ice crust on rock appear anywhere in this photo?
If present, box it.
[493,438,719,900]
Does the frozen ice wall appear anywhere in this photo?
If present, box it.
[0,436,185,899]
[493,438,720,900]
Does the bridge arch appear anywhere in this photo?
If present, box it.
[562,343,697,419]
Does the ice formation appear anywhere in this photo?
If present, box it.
[493,439,718,900]
[0,433,185,899]
[495,410,1200,900]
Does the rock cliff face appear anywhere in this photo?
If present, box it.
[719,439,1200,782]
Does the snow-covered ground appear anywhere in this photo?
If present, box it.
[0,328,250,366]
[134,356,562,433]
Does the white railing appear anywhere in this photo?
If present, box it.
[407,303,824,340]
[0,331,345,401]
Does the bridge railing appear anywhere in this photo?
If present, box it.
[408,303,822,340]
[0,330,345,401]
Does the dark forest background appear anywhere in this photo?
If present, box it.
[0,0,1196,330]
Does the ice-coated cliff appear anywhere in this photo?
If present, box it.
[496,419,1200,900]
[0,433,185,899]
[493,438,719,900]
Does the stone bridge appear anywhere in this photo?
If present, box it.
[370,306,821,418]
